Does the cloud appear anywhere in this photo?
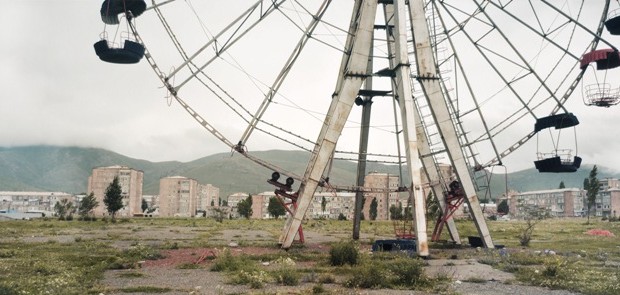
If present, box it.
[1,0,619,177]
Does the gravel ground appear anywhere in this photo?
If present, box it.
[99,229,582,295]
[102,267,580,295]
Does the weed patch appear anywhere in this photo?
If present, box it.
[344,255,432,289]
[118,286,171,293]
[329,241,359,266]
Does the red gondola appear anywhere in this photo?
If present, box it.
[580,49,620,107]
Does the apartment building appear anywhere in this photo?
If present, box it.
[251,193,272,219]
[362,172,402,220]
[0,191,73,214]
[158,176,199,217]
[308,191,356,220]
[227,192,250,218]
[197,184,220,211]
[594,178,620,218]
[247,191,356,220]
[508,188,585,218]
[87,165,143,217]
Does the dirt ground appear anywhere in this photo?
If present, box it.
[97,228,581,295]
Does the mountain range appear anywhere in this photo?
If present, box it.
[1,146,618,199]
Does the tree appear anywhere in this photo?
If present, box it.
[558,181,566,189]
[369,198,378,220]
[517,200,550,246]
[390,203,405,220]
[237,195,253,219]
[78,192,99,219]
[267,197,286,219]
[584,165,600,224]
[403,205,412,221]
[497,199,509,215]
[212,207,227,223]
[54,199,74,220]
[321,196,327,213]
[141,198,148,212]
[104,176,124,219]
[426,192,440,221]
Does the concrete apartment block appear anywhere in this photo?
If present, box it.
[158,176,199,217]
[87,165,144,217]
[362,172,402,220]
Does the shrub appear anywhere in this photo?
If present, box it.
[162,241,179,250]
[387,256,429,288]
[344,262,387,288]
[231,270,270,289]
[119,286,171,293]
[312,283,326,294]
[329,241,359,266]
[271,267,300,286]
[177,263,202,269]
[211,249,253,272]
[117,271,145,278]
[0,250,16,258]
[318,274,335,284]
[345,256,430,289]
[123,243,164,261]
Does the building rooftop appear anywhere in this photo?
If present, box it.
[516,187,582,195]
[0,191,72,196]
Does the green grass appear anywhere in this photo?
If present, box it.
[0,217,619,294]
[467,218,620,295]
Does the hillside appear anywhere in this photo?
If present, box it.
[0,146,401,197]
[1,146,618,198]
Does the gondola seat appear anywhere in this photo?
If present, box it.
[94,39,145,64]
[534,156,582,173]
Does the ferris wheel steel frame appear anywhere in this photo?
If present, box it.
[120,0,614,256]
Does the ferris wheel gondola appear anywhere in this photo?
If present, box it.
[94,0,146,64]
[533,113,582,173]
[580,49,620,107]
[606,8,620,35]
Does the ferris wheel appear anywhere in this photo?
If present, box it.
[95,0,615,255]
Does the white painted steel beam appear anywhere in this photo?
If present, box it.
[382,2,461,246]
[390,0,430,256]
[408,0,493,247]
[280,0,378,248]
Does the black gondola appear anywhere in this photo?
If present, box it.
[605,9,620,35]
[100,0,147,25]
[534,156,582,173]
[533,114,581,173]
[534,113,579,132]
[94,39,145,64]
[94,0,146,64]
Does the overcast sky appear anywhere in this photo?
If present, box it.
[1,1,619,174]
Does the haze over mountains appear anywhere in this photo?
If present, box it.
[1,146,618,199]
